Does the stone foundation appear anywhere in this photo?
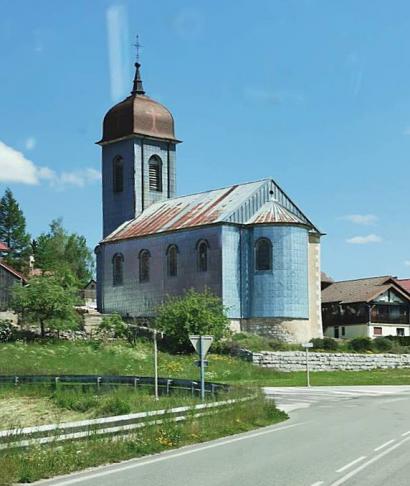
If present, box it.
[245,350,410,371]
[234,317,315,344]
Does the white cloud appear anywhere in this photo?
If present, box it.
[346,234,382,245]
[25,136,36,150]
[0,140,40,184]
[404,260,410,267]
[341,214,378,225]
[106,5,130,102]
[53,168,102,188]
[0,140,100,189]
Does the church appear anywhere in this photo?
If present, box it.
[95,60,323,343]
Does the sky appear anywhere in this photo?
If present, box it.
[1,0,410,281]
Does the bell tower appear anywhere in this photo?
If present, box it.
[98,59,181,238]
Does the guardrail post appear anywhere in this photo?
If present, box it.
[166,379,172,395]
[14,376,18,387]
[211,384,216,395]
[191,381,197,397]
[97,376,101,390]
[134,378,139,390]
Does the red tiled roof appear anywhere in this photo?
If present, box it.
[396,279,410,293]
[0,242,9,252]
[0,261,27,283]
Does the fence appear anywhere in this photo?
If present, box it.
[0,374,229,396]
[0,398,253,450]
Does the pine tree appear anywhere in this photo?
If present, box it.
[0,188,31,272]
[33,219,94,287]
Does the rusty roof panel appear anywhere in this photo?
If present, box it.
[104,178,320,243]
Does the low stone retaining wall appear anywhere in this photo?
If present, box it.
[242,350,410,371]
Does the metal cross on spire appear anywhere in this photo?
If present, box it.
[133,35,142,63]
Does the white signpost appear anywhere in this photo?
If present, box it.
[189,335,214,401]
[302,342,313,387]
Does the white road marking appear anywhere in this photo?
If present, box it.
[310,482,324,486]
[402,430,410,436]
[336,456,366,472]
[38,422,305,485]
[330,436,410,486]
[374,439,395,451]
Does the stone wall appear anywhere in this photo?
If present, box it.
[244,350,410,371]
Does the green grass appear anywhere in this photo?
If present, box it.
[0,383,235,430]
[0,395,286,485]
[1,341,410,388]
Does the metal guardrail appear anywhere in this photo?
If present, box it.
[0,374,229,396]
[0,396,254,450]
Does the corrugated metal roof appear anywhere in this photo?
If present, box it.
[246,199,307,225]
[104,178,320,243]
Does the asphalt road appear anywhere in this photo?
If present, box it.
[37,385,410,486]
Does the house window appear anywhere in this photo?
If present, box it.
[397,328,405,336]
[334,327,339,339]
[197,240,209,272]
[166,245,178,277]
[373,326,382,336]
[139,249,151,283]
[113,156,124,193]
[112,253,124,286]
[148,156,162,192]
[255,238,272,271]
[341,326,346,337]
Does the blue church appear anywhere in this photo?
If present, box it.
[96,61,323,343]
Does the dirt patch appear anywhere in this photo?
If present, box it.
[0,397,88,430]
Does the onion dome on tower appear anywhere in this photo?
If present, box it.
[98,61,180,144]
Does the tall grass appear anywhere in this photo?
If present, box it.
[0,395,286,485]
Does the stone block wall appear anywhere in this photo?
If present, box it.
[245,350,410,371]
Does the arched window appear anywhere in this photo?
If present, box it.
[112,253,124,286]
[113,156,124,193]
[139,249,151,283]
[197,240,209,272]
[148,155,162,192]
[255,238,272,271]
[166,245,178,277]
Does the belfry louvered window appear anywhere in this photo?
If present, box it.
[112,253,124,286]
[148,156,162,192]
[139,249,151,283]
[255,238,272,271]
[113,156,123,193]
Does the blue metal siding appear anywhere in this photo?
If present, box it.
[102,138,176,238]
[250,225,309,318]
[221,226,242,318]
[102,139,136,237]
[101,226,222,317]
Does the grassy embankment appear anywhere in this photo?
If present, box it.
[0,394,284,485]
[1,341,410,389]
[0,341,287,484]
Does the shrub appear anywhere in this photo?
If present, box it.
[322,337,339,351]
[156,288,230,353]
[373,337,393,352]
[0,320,13,343]
[96,395,131,416]
[348,337,373,352]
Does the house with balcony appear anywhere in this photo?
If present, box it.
[322,276,410,339]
